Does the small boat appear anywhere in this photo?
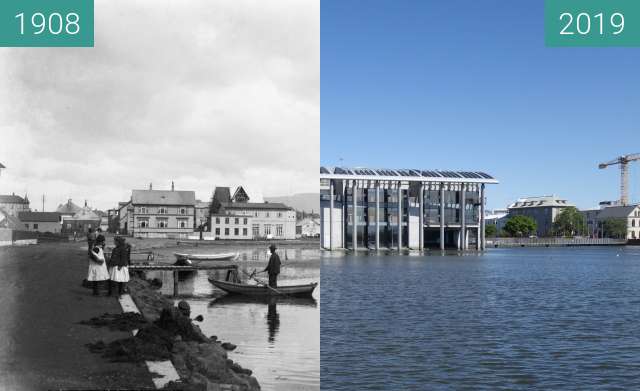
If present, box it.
[174,252,239,262]
[209,278,317,297]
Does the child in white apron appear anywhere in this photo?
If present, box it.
[87,243,109,295]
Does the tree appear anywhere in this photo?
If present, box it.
[602,218,627,239]
[503,215,537,237]
[485,224,497,237]
[552,207,586,237]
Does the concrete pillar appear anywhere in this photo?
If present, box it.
[480,183,486,250]
[352,181,357,251]
[342,184,346,248]
[456,230,461,250]
[375,182,380,250]
[329,180,334,250]
[440,184,445,250]
[461,184,466,250]
[397,182,402,250]
[419,183,424,250]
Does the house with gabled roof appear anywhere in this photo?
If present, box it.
[596,204,640,240]
[210,186,296,240]
[121,184,196,238]
[0,193,30,217]
[18,212,62,233]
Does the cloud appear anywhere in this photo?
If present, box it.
[0,0,319,211]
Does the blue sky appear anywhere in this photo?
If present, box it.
[321,0,640,210]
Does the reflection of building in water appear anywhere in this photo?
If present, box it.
[320,167,498,250]
[267,301,280,343]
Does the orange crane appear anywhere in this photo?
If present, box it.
[598,153,640,206]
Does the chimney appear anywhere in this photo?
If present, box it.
[171,181,175,191]
[149,183,153,190]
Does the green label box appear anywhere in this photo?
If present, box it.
[0,0,93,47]
[545,0,640,46]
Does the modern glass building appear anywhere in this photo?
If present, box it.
[320,167,498,250]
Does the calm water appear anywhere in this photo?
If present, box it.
[147,247,319,391]
[321,247,640,390]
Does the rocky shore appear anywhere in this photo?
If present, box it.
[85,276,260,391]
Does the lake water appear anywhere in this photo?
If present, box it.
[146,247,319,391]
[321,246,640,390]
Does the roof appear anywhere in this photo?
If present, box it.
[131,190,196,206]
[320,166,498,184]
[508,195,574,209]
[18,212,61,222]
[0,194,29,204]
[213,187,231,204]
[232,186,250,202]
[597,205,639,219]
[70,207,101,221]
[195,201,210,208]
[221,202,292,211]
[56,200,82,214]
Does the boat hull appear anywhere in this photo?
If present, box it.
[174,252,238,261]
[209,278,317,297]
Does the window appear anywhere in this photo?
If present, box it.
[25,223,29,229]
[277,212,282,218]
[243,218,248,225]
[139,220,148,228]
[276,224,283,236]
[34,224,38,230]
[254,211,259,217]
[235,218,239,225]
[225,217,229,224]
[67,223,71,228]
[234,228,239,236]
[139,207,147,214]
[157,220,168,228]
[179,220,186,228]
[215,228,220,235]
[252,224,259,236]
[224,228,229,236]
[634,220,636,228]
[158,207,167,214]
[266,212,270,218]
[216,217,220,224]
[180,208,186,215]
[243,228,248,236]
[264,224,271,235]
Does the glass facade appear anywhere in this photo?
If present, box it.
[327,181,483,250]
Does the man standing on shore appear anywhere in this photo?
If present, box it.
[264,244,281,288]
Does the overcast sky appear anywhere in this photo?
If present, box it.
[0,0,319,211]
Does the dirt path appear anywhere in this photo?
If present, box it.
[0,242,154,390]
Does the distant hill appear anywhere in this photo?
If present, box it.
[264,193,319,214]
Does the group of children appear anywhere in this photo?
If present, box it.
[86,229,131,296]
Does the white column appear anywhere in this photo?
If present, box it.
[480,183,486,250]
[375,182,380,250]
[440,184,445,251]
[329,180,334,250]
[342,184,346,249]
[419,183,424,250]
[352,180,357,251]
[461,184,466,250]
[397,182,402,250]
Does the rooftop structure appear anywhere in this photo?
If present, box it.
[320,166,498,250]
[507,195,574,237]
[508,195,574,209]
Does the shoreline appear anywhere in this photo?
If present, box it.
[127,276,261,390]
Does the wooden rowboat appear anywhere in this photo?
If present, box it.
[174,252,239,262]
[209,278,317,297]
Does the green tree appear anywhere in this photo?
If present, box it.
[553,207,586,237]
[485,224,497,237]
[503,215,537,237]
[602,218,627,239]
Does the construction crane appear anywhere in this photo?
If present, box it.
[598,153,640,206]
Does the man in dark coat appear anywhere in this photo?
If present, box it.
[264,244,281,288]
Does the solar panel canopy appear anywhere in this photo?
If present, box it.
[320,166,496,182]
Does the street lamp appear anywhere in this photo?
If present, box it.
[198,217,207,241]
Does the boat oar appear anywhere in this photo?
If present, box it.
[241,269,282,295]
